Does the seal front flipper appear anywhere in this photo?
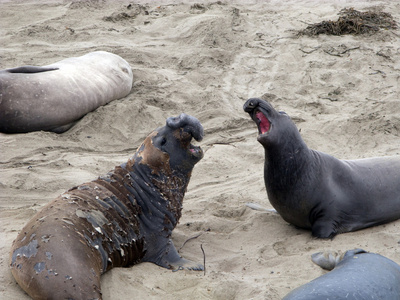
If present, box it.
[50,121,77,133]
[5,66,59,74]
[311,218,338,239]
[145,238,204,271]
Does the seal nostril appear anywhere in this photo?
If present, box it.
[244,98,260,113]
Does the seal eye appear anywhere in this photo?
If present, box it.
[161,137,167,146]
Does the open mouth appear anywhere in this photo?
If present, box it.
[176,133,203,160]
[255,111,271,135]
[189,143,203,159]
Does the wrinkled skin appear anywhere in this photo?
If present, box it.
[283,249,400,300]
[244,98,400,238]
[9,113,204,300]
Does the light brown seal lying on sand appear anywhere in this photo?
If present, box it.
[0,51,133,133]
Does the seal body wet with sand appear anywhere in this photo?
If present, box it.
[244,98,400,238]
[9,113,204,300]
[0,51,133,133]
[283,249,400,299]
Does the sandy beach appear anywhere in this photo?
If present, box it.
[1,0,399,299]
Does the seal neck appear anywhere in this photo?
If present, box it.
[263,126,311,190]
[124,157,190,234]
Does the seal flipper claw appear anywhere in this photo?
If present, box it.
[170,258,204,272]
[152,239,204,271]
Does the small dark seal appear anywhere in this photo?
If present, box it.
[283,249,400,299]
[9,113,204,300]
[244,98,400,238]
[0,51,133,133]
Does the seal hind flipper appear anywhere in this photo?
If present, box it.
[310,249,368,270]
[6,66,59,74]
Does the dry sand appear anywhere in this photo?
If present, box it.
[1,0,400,299]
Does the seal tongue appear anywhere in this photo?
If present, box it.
[256,112,270,134]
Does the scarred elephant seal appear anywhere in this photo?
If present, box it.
[243,97,400,238]
[283,249,400,299]
[9,113,204,300]
[0,51,133,133]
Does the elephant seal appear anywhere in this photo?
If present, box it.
[283,249,400,299]
[243,98,400,238]
[0,51,133,133]
[9,113,204,300]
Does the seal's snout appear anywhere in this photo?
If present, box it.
[243,98,260,113]
[166,113,204,142]
[244,98,272,136]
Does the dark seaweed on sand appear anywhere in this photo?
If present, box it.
[299,8,397,36]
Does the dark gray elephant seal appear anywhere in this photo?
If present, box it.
[243,98,400,238]
[9,113,204,300]
[0,51,133,133]
[283,249,400,299]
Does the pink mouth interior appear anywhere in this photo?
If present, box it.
[256,111,270,134]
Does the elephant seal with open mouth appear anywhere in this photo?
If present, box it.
[9,113,204,300]
[244,97,400,238]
